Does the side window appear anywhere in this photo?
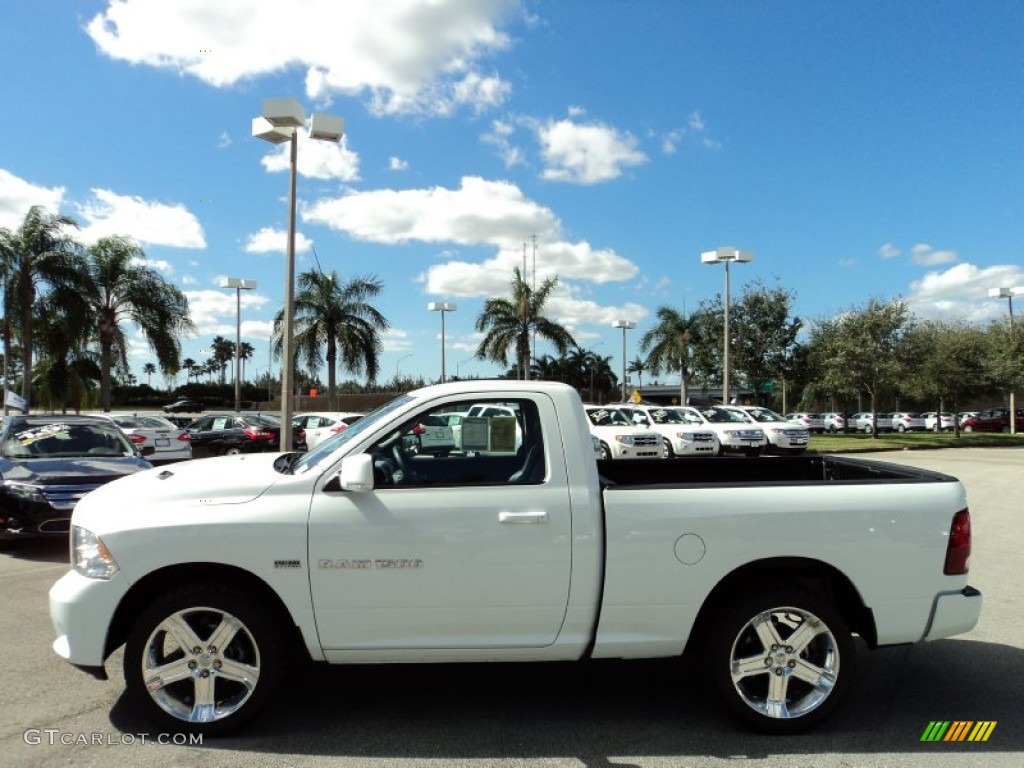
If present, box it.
[364,398,545,488]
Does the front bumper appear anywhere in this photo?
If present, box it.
[50,569,130,671]
[924,586,983,641]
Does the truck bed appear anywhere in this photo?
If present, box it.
[596,454,958,487]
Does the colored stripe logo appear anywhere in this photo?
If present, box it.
[921,721,997,742]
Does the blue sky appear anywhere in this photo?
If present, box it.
[2,0,1022,387]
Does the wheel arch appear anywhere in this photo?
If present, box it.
[105,562,309,660]
[687,556,877,651]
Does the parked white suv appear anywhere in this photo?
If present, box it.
[785,412,825,433]
[584,406,662,459]
[727,406,810,454]
[674,405,767,457]
[619,404,719,458]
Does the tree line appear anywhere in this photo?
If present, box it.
[4,205,1019,419]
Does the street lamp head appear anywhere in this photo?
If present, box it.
[612,320,637,330]
[989,287,1012,299]
[262,98,306,127]
[309,113,344,142]
[701,246,754,264]
[220,277,258,290]
[251,117,293,144]
[428,302,458,312]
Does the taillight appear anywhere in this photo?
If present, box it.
[129,434,147,445]
[244,428,275,441]
[944,508,972,575]
[177,433,190,442]
[330,424,348,434]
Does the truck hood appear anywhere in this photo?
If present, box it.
[71,452,287,534]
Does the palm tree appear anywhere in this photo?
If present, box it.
[34,287,100,412]
[475,266,576,380]
[182,357,197,382]
[0,205,83,408]
[211,335,234,385]
[273,269,389,410]
[639,306,699,405]
[626,356,645,390]
[238,341,256,383]
[143,362,157,386]
[74,235,194,411]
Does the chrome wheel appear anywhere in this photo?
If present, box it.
[141,606,260,724]
[710,587,854,733]
[728,606,839,720]
[224,446,242,456]
[662,438,674,459]
[125,585,286,734]
[599,442,611,460]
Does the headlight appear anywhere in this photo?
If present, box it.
[614,435,636,445]
[71,526,120,580]
[3,480,46,503]
[676,432,695,440]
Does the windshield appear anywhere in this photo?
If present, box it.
[743,408,786,423]
[646,408,687,424]
[2,422,136,459]
[290,395,412,474]
[587,408,632,427]
[703,406,750,424]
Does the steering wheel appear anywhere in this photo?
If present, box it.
[391,442,416,484]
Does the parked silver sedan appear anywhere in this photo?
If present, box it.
[101,413,192,464]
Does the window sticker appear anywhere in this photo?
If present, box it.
[489,416,517,453]
[15,423,71,445]
[461,417,490,451]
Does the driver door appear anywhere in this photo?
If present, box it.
[308,394,573,653]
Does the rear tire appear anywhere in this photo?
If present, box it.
[123,583,288,735]
[707,585,855,734]
[223,446,242,456]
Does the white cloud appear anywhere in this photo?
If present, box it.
[303,176,639,299]
[536,118,647,184]
[86,0,518,117]
[260,134,360,181]
[382,328,413,353]
[244,226,313,255]
[911,243,958,266]
[304,176,560,247]
[76,189,206,248]
[907,262,1024,322]
[0,168,65,229]
[878,243,901,259]
[481,119,526,167]
[388,156,409,171]
[217,131,232,148]
[133,257,174,275]
[185,288,270,339]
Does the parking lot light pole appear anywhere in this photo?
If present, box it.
[253,98,344,451]
[220,278,257,413]
[612,320,636,402]
[701,247,753,404]
[428,302,457,383]
[989,286,1023,434]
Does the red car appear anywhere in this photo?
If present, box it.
[960,408,1024,433]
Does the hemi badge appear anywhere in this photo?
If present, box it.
[274,559,302,569]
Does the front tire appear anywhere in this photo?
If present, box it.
[123,583,288,735]
[662,438,675,459]
[599,442,612,460]
[707,586,855,734]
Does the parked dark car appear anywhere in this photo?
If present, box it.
[184,413,284,458]
[163,399,204,414]
[0,416,152,542]
[960,408,1024,433]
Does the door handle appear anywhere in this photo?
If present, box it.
[498,511,548,524]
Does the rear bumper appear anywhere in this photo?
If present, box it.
[924,586,983,641]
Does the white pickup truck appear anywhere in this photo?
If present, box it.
[49,380,982,737]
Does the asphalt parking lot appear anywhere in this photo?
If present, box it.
[1,447,1020,768]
